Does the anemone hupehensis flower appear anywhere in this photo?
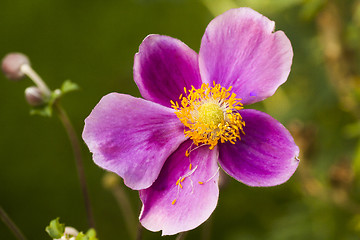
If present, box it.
[82,7,299,235]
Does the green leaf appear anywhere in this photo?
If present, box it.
[30,105,53,117]
[29,80,80,117]
[45,218,65,239]
[61,80,80,94]
[86,228,98,240]
[72,229,99,240]
[75,232,86,240]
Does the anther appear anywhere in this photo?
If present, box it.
[172,83,245,150]
[198,167,220,185]
[171,165,198,205]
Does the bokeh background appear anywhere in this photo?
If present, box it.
[1,0,360,239]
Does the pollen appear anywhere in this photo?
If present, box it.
[171,82,245,149]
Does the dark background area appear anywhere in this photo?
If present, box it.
[1,0,360,239]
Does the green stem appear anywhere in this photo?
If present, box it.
[136,222,143,240]
[0,206,27,240]
[20,62,95,228]
[109,180,137,240]
[20,64,51,97]
[201,216,213,240]
[54,102,95,229]
[175,232,187,240]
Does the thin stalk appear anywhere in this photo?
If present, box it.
[175,232,187,240]
[0,206,27,240]
[21,63,95,228]
[54,103,95,229]
[136,221,143,240]
[20,64,51,96]
[111,183,137,239]
[201,216,213,240]
[106,175,137,240]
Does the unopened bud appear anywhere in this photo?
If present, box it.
[103,172,120,189]
[25,86,45,106]
[2,53,30,80]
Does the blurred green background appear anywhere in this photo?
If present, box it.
[1,0,360,239]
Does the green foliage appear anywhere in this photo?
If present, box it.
[45,218,98,240]
[45,218,65,239]
[75,229,99,240]
[76,229,99,240]
[61,80,80,94]
[300,0,326,20]
[30,80,79,117]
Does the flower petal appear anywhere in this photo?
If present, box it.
[139,140,219,235]
[199,8,293,105]
[219,109,299,187]
[82,93,186,190]
[134,34,202,108]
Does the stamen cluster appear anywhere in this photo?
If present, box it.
[171,82,245,149]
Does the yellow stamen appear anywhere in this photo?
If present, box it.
[198,167,220,185]
[171,165,198,205]
[172,82,245,150]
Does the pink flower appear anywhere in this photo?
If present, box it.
[83,8,299,235]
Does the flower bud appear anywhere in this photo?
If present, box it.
[102,172,120,189]
[1,53,30,80]
[25,86,45,106]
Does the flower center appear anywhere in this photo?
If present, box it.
[171,82,245,150]
[198,102,223,126]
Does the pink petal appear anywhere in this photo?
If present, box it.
[139,140,219,235]
[82,93,186,190]
[219,109,299,187]
[134,34,202,108]
[199,8,293,105]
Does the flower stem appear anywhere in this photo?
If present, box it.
[136,223,143,240]
[112,185,137,240]
[175,232,187,240]
[0,205,27,240]
[201,216,213,240]
[20,64,51,97]
[53,102,95,229]
[104,173,137,240]
[20,63,95,229]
